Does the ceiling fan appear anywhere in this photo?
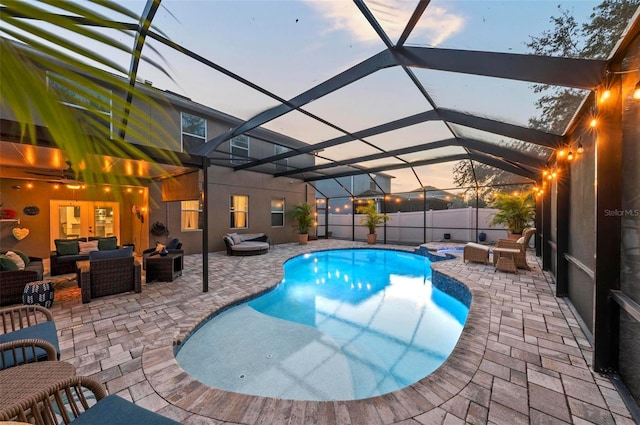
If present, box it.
[26,160,83,184]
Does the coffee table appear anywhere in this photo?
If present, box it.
[145,252,183,282]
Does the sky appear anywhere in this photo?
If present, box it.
[17,0,606,193]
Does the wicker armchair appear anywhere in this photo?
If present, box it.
[77,256,141,303]
[0,256,44,306]
[0,375,180,424]
[493,227,537,270]
[0,305,60,368]
[0,338,57,369]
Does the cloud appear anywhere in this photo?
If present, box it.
[303,1,465,47]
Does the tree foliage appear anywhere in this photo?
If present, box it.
[0,1,179,191]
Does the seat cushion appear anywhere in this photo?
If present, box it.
[89,246,133,260]
[70,394,180,424]
[231,241,269,252]
[0,321,60,368]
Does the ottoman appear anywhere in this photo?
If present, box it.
[23,280,55,308]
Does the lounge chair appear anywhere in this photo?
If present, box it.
[0,374,180,424]
[0,305,60,369]
[492,227,537,270]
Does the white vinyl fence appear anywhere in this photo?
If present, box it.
[317,207,507,244]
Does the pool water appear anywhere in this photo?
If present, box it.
[176,249,469,401]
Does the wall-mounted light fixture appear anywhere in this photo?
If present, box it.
[634,80,640,100]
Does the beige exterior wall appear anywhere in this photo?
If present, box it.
[0,178,148,258]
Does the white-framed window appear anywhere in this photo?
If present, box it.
[230,135,250,165]
[181,200,202,231]
[181,112,206,152]
[271,198,285,227]
[274,145,289,173]
[230,195,248,229]
[46,71,112,138]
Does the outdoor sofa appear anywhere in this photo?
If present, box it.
[49,236,119,275]
[76,246,141,303]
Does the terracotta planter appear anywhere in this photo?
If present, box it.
[367,233,377,245]
[507,232,521,240]
[298,233,309,245]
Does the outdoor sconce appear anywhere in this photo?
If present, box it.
[634,80,640,99]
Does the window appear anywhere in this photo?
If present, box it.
[230,135,250,165]
[271,198,285,227]
[230,195,248,228]
[181,200,202,231]
[47,72,112,137]
[274,145,290,173]
[181,112,206,152]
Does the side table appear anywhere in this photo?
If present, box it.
[22,281,55,308]
[145,252,183,282]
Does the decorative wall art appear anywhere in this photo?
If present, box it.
[23,205,40,216]
[12,227,29,241]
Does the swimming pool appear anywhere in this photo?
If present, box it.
[176,249,469,401]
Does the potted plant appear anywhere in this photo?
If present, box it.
[356,199,390,244]
[489,191,535,239]
[291,202,314,244]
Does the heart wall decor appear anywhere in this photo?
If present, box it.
[12,227,29,241]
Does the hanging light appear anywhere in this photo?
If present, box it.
[567,150,574,161]
[634,80,640,100]
[557,148,566,158]
[601,89,611,102]
[577,143,584,154]
[590,118,597,128]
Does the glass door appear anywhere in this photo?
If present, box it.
[50,201,120,249]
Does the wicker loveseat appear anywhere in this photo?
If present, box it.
[76,247,141,303]
[49,236,119,276]
[0,250,44,307]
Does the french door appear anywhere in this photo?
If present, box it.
[50,200,120,249]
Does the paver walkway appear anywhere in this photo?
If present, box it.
[44,240,634,424]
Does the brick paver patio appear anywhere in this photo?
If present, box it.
[45,239,634,424]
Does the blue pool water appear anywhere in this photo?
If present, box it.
[176,249,469,401]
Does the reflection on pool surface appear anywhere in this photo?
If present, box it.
[176,249,469,401]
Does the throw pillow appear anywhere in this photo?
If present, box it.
[5,251,25,269]
[11,249,30,266]
[79,240,99,255]
[155,243,166,252]
[166,238,180,250]
[0,255,19,271]
[98,237,118,251]
[231,234,243,245]
[56,240,79,256]
[223,236,234,246]
[516,237,525,244]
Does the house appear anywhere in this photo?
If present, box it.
[0,43,315,257]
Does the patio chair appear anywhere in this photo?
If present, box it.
[0,305,60,369]
[493,227,537,270]
[0,374,180,424]
[76,248,141,303]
